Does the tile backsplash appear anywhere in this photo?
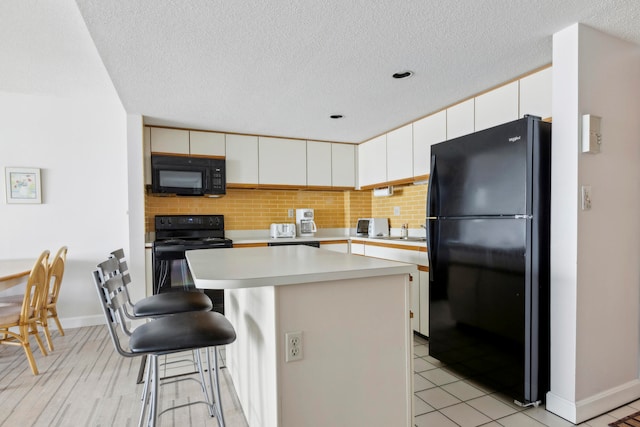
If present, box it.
[372,183,428,229]
[145,184,427,232]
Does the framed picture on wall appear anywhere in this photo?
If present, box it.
[5,167,42,204]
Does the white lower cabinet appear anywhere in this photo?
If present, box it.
[418,270,429,335]
[351,241,428,336]
[411,273,420,332]
[319,242,349,253]
[350,242,365,255]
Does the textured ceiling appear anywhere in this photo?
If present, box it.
[11,1,640,143]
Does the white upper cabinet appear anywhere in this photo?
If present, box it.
[386,124,413,182]
[226,134,259,185]
[150,127,189,154]
[413,110,446,177]
[446,99,475,140]
[474,81,519,131]
[331,143,355,188]
[519,67,552,119]
[307,140,332,187]
[259,137,307,186]
[189,131,225,157]
[149,127,226,157]
[358,134,387,188]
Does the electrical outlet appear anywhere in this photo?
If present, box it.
[288,208,294,218]
[285,331,303,362]
[394,206,400,216]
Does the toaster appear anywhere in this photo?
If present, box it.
[356,218,389,237]
[368,218,389,237]
[270,223,296,238]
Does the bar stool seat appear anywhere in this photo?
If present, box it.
[107,249,213,318]
[129,311,236,354]
[132,292,212,317]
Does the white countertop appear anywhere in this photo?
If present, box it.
[186,245,417,289]
[231,236,348,245]
[144,235,427,249]
[232,235,427,247]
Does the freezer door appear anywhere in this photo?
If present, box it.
[429,118,531,217]
[428,217,542,403]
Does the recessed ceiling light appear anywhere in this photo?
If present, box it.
[392,71,414,79]
[330,114,343,119]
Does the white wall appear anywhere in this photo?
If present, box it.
[547,23,640,423]
[0,0,129,326]
[126,114,147,307]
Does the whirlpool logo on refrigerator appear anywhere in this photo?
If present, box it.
[508,135,522,142]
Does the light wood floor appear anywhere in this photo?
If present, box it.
[0,325,249,426]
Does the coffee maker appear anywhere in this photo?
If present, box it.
[295,208,317,237]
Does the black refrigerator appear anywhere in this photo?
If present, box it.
[427,116,551,406]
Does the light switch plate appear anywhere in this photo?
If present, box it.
[581,185,592,210]
[582,114,602,153]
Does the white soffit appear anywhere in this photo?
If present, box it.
[14,0,640,143]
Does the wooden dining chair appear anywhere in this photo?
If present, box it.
[0,246,68,352]
[43,246,68,342]
[0,250,50,375]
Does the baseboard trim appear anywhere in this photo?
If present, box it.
[546,379,640,424]
[60,315,105,329]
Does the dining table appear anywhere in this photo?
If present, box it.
[0,259,34,292]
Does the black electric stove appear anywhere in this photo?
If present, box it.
[152,214,232,313]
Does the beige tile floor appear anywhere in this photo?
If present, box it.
[149,333,640,427]
[412,334,640,427]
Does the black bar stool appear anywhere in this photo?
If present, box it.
[106,249,214,383]
[93,261,236,427]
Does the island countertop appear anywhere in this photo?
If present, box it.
[186,245,417,289]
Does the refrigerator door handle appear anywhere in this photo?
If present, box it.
[426,155,437,277]
[426,155,436,219]
[426,220,433,280]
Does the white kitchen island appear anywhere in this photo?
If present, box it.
[186,245,416,427]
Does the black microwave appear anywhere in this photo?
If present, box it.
[151,155,226,196]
